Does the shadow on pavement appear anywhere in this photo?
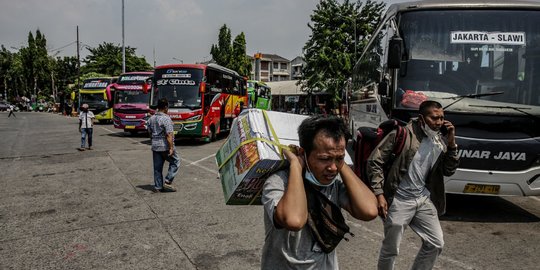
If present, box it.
[441,194,540,223]
[136,184,156,192]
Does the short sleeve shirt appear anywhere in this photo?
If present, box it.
[260,170,351,270]
[79,111,95,128]
[147,112,175,152]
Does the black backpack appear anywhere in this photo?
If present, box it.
[353,119,408,186]
[304,181,354,254]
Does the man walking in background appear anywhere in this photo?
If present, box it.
[78,104,94,151]
[147,98,180,193]
[8,105,16,118]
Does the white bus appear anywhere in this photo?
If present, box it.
[351,0,540,196]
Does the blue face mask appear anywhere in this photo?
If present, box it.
[304,153,338,187]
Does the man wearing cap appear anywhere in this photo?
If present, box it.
[78,104,95,151]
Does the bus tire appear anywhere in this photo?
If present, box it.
[210,126,217,142]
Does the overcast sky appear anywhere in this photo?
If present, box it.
[0,0,407,66]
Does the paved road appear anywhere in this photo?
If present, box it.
[0,112,539,270]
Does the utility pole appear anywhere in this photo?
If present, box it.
[122,0,126,73]
[76,25,80,114]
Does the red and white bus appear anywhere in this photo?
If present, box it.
[110,71,153,134]
[147,63,248,141]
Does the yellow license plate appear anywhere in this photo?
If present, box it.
[125,125,135,129]
[463,184,500,194]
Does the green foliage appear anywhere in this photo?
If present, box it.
[82,42,152,76]
[55,56,78,93]
[302,0,385,106]
[210,24,251,77]
[210,24,232,67]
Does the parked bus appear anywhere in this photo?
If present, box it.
[350,0,540,196]
[247,80,272,110]
[110,72,153,134]
[79,77,117,123]
[147,63,248,141]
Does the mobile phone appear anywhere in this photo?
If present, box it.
[440,125,448,136]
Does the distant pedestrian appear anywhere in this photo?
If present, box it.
[78,104,95,151]
[147,98,180,193]
[8,105,16,118]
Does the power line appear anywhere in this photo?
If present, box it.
[48,41,77,53]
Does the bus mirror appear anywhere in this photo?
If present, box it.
[200,82,206,93]
[142,78,152,94]
[387,36,403,69]
[377,80,389,95]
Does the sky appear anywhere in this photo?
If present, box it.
[0,0,407,67]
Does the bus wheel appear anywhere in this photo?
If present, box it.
[210,126,217,142]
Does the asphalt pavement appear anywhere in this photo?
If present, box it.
[0,112,539,270]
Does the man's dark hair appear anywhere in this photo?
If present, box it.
[157,98,169,110]
[298,115,350,155]
[419,100,443,116]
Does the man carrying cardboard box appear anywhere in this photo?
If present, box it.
[261,115,378,269]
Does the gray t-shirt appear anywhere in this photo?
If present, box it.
[261,170,351,270]
[147,112,174,152]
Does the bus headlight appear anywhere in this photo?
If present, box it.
[187,115,201,121]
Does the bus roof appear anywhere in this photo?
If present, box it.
[386,0,540,17]
[154,63,241,77]
[119,71,153,76]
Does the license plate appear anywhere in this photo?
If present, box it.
[125,125,135,129]
[463,184,500,195]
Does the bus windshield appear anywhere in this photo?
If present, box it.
[115,91,149,104]
[153,68,203,109]
[396,10,540,111]
[81,93,107,108]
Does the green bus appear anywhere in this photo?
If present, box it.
[247,80,271,110]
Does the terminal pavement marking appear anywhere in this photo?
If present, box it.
[100,126,143,145]
[187,154,216,166]
[348,221,476,270]
[182,156,219,175]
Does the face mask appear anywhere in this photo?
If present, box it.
[420,116,440,138]
[304,153,337,187]
[420,116,445,150]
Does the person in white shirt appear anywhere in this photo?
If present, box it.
[78,104,95,151]
[8,105,16,118]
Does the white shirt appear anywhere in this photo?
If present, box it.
[79,111,95,128]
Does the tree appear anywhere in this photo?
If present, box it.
[82,42,152,76]
[230,33,252,77]
[19,30,52,102]
[210,24,251,77]
[55,56,78,93]
[210,24,232,67]
[0,46,14,100]
[302,0,385,110]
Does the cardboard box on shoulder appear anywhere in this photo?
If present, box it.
[215,109,308,205]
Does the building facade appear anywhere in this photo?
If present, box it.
[250,53,291,82]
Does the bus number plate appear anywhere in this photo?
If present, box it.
[125,125,135,129]
[463,184,500,195]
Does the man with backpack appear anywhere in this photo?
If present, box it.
[261,115,378,269]
[367,100,459,270]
